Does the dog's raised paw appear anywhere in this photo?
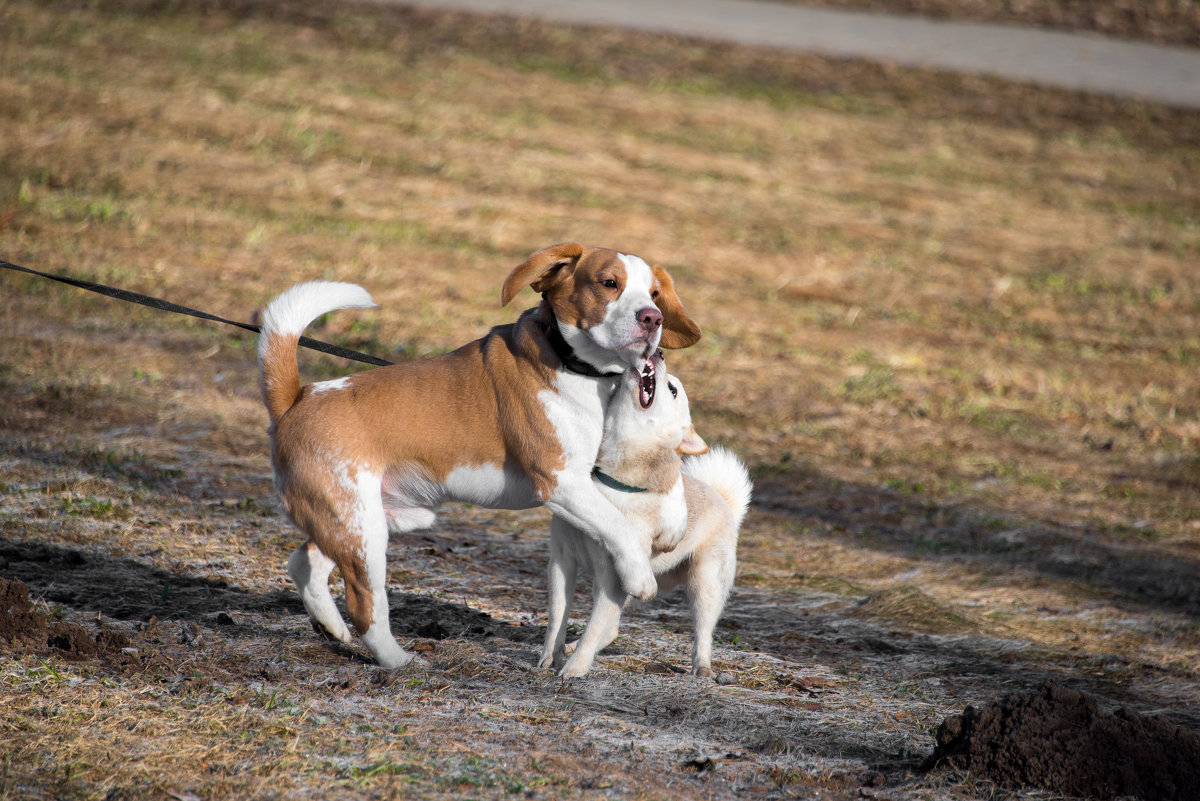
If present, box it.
[618,562,658,601]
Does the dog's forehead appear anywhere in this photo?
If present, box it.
[615,253,654,294]
[577,249,654,291]
[574,247,620,274]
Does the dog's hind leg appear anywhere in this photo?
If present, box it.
[562,622,619,657]
[687,589,719,678]
[685,548,736,678]
[563,597,625,656]
[288,541,352,644]
[540,515,578,670]
[347,499,419,670]
[299,469,417,670]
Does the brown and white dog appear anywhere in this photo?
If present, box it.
[256,243,700,668]
[540,355,752,678]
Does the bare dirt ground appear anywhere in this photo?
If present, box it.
[2,1,1199,799]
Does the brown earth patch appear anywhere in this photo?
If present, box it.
[0,576,132,660]
[927,681,1200,800]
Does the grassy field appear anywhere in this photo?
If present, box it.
[2,1,1199,799]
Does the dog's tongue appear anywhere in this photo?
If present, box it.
[639,360,656,409]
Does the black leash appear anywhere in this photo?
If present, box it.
[1,258,393,367]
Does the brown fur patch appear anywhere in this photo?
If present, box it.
[260,332,302,424]
[652,266,702,349]
[268,308,566,589]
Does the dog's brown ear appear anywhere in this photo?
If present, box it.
[501,242,585,306]
[652,265,702,349]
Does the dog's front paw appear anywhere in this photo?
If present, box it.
[558,656,591,679]
[618,561,658,601]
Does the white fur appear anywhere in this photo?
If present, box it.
[444,464,535,509]
[537,376,609,490]
[658,477,690,549]
[310,377,351,394]
[542,369,751,679]
[256,281,375,361]
[535,372,664,601]
[682,446,753,531]
[288,542,351,643]
[347,467,413,669]
[381,470,443,534]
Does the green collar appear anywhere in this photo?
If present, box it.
[592,467,648,493]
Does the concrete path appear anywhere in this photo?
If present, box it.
[399,0,1200,109]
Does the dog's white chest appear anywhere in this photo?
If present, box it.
[538,375,612,467]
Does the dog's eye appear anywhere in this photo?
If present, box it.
[601,278,618,289]
[668,382,678,398]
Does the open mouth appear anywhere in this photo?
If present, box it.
[638,350,663,409]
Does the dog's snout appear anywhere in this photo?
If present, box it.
[637,306,663,333]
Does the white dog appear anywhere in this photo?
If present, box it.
[540,351,752,678]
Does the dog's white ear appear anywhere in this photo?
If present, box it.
[678,424,708,456]
[652,266,702,349]
[501,242,585,306]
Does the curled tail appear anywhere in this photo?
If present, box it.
[682,445,753,532]
[257,281,377,424]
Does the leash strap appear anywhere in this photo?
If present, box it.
[1,258,393,367]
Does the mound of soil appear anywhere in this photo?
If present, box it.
[925,681,1200,801]
[0,576,131,660]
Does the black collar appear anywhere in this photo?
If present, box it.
[544,311,624,378]
[592,467,648,493]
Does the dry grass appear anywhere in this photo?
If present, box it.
[2,0,1200,799]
